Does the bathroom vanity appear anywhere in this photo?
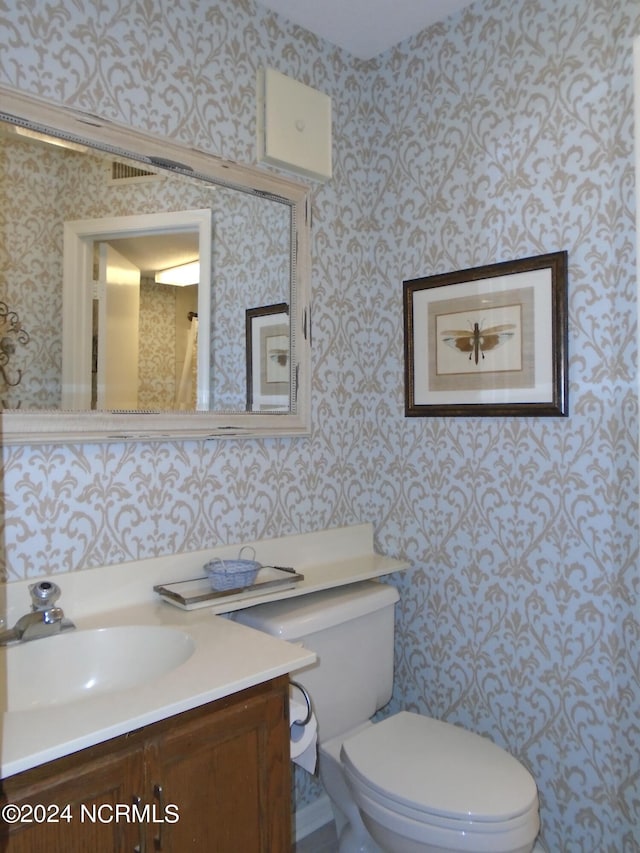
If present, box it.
[0,524,408,850]
[1,677,291,852]
[0,598,312,852]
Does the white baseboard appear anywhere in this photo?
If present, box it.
[295,794,333,841]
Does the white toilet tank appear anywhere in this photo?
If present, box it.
[234,581,399,741]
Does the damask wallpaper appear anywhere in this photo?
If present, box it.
[0,0,638,849]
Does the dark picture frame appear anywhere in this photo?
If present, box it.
[404,251,568,417]
[246,302,290,412]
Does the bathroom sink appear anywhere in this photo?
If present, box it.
[0,625,195,713]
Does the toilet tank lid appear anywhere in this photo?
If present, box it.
[234,581,399,639]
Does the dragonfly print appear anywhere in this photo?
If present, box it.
[440,321,516,365]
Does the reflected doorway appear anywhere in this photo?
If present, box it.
[63,210,212,411]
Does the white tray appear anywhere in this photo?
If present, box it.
[154,565,304,610]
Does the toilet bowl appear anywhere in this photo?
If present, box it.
[234,581,540,853]
[338,712,539,852]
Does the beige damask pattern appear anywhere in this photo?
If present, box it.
[1,0,638,849]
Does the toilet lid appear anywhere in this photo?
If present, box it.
[341,712,538,823]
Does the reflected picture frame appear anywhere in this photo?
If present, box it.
[246,302,290,412]
[404,251,568,417]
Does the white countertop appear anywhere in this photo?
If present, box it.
[1,523,409,779]
[1,601,315,778]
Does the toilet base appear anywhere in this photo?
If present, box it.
[318,726,383,853]
[361,814,461,853]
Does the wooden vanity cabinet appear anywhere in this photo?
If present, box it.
[149,674,291,852]
[0,743,142,853]
[0,675,292,852]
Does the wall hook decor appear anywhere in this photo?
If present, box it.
[0,301,30,389]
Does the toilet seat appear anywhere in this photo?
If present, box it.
[340,712,539,849]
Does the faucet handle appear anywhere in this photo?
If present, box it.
[29,580,62,610]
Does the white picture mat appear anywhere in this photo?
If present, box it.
[412,268,554,406]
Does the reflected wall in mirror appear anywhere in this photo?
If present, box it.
[2,125,289,413]
[0,84,311,443]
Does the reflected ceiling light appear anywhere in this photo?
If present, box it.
[155,260,200,287]
[14,125,88,153]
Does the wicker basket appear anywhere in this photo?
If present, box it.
[204,546,261,591]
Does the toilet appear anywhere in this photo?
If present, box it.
[234,581,540,853]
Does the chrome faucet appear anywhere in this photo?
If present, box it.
[0,581,75,645]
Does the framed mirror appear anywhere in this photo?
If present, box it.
[0,84,311,444]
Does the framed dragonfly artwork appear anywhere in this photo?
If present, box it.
[246,302,290,412]
[403,251,568,417]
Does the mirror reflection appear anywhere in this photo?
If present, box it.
[98,230,200,411]
[0,122,292,413]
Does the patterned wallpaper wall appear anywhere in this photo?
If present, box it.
[374,6,640,852]
[138,280,197,411]
[0,0,638,849]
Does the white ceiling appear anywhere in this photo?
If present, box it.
[109,233,199,277]
[255,0,476,59]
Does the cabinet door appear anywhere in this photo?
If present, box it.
[147,677,291,853]
[0,741,143,853]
